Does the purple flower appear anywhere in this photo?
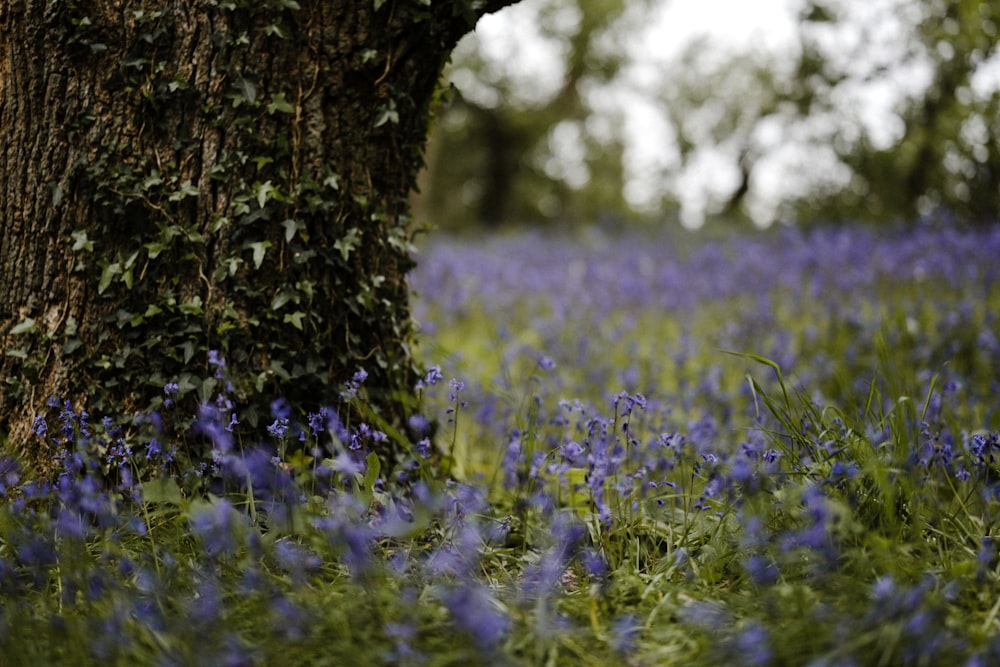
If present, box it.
[581,548,608,578]
[273,540,322,581]
[32,416,47,437]
[734,622,772,666]
[560,440,586,465]
[341,368,368,400]
[270,397,291,420]
[418,365,443,389]
[610,614,641,654]
[208,349,226,369]
[384,621,422,664]
[501,437,522,490]
[307,408,329,436]
[329,451,364,477]
[0,457,22,495]
[744,555,779,585]
[407,413,431,438]
[190,499,244,559]
[267,417,289,440]
[442,583,509,648]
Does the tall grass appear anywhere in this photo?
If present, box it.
[3,222,1000,665]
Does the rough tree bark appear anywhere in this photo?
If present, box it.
[0,0,516,472]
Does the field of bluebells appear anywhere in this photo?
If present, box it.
[4,221,1000,665]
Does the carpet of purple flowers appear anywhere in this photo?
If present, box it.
[4,221,1000,665]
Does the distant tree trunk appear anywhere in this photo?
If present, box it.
[0,0,516,473]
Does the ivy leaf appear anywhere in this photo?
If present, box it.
[179,296,203,316]
[362,452,381,495]
[374,101,398,128]
[281,219,299,242]
[233,77,257,104]
[374,0,388,11]
[51,182,66,206]
[141,477,183,505]
[99,262,122,294]
[333,228,361,261]
[140,170,163,191]
[143,241,169,258]
[284,311,306,331]
[168,179,199,201]
[271,290,293,310]
[254,180,277,209]
[10,318,37,336]
[250,241,272,269]
[71,230,94,252]
[267,92,295,115]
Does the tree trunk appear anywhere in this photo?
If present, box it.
[0,0,515,473]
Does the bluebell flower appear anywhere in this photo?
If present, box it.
[560,440,586,465]
[341,368,369,400]
[384,621,422,665]
[330,451,364,477]
[0,456,22,495]
[192,402,234,453]
[16,534,57,570]
[521,518,586,597]
[407,413,431,438]
[610,614,641,654]
[163,382,180,407]
[32,415,47,437]
[208,349,226,369]
[307,408,329,436]
[55,506,87,540]
[734,622,772,666]
[267,417,289,440]
[501,437,522,490]
[830,461,858,479]
[427,523,481,577]
[270,397,291,420]
[420,365,443,388]
[580,548,608,579]
[977,537,997,578]
[442,583,509,648]
[744,555,779,585]
[190,498,243,559]
[145,438,162,460]
[415,437,432,459]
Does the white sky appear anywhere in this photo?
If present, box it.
[457,0,998,227]
[461,0,811,227]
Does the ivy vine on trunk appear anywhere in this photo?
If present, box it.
[0,0,518,473]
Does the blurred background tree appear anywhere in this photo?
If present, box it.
[414,0,647,229]
[414,0,1000,230]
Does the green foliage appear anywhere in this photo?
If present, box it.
[10,0,444,446]
[419,0,999,230]
[6,225,1000,664]
[415,0,638,229]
